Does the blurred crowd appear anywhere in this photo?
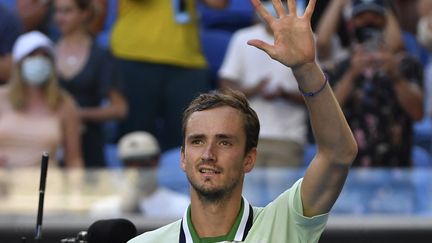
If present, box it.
[1,0,432,216]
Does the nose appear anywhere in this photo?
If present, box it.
[201,142,216,162]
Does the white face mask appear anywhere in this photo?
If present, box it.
[21,56,52,86]
[120,168,159,213]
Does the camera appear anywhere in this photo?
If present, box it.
[354,26,383,52]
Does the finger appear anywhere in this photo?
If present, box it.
[287,0,297,17]
[272,0,286,18]
[251,0,275,25]
[303,0,316,19]
[247,39,276,58]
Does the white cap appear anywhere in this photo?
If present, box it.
[118,131,161,161]
[12,31,55,63]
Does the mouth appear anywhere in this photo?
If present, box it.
[199,168,220,174]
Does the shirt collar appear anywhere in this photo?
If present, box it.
[179,197,253,243]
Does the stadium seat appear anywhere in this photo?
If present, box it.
[159,147,189,195]
[412,145,432,167]
[104,143,123,168]
[197,1,254,33]
[200,29,232,88]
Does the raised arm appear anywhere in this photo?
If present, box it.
[248,0,357,217]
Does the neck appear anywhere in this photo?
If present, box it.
[60,30,90,45]
[24,86,47,110]
[189,187,243,238]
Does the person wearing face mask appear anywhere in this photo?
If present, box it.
[0,31,83,168]
[327,0,424,167]
[90,131,189,217]
[315,0,405,71]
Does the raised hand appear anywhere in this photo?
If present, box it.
[247,0,317,69]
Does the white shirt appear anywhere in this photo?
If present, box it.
[90,187,190,218]
[218,24,307,144]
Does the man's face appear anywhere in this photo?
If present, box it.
[181,106,256,202]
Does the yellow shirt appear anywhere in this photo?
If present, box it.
[111,0,207,68]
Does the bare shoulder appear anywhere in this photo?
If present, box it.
[57,93,79,119]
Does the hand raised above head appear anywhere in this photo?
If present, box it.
[247,0,317,69]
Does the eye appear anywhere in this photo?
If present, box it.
[190,139,204,145]
[219,140,232,146]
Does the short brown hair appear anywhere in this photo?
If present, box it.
[182,89,260,154]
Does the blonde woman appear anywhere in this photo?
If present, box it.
[0,31,83,168]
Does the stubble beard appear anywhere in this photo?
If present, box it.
[187,173,241,205]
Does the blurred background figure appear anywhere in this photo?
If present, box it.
[315,0,405,71]
[54,0,127,167]
[327,0,424,167]
[0,3,23,85]
[0,31,83,168]
[110,0,229,151]
[417,0,432,118]
[91,131,189,217]
[218,0,307,167]
[15,0,53,34]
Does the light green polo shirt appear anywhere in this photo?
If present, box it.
[128,178,329,243]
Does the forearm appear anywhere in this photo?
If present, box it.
[293,62,357,165]
[220,78,261,98]
[384,11,404,53]
[79,91,128,122]
[316,0,345,60]
[393,79,424,120]
[333,69,356,106]
[280,90,305,105]
[79,105,127,122]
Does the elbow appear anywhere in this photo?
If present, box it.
[343,140,358,165]
[326,138,358,167]
[116,103,128,120]
[411,108,424,122]
[110,98,128,120]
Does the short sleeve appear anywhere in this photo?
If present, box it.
[218,31,245,83]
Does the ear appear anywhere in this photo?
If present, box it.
[180,146,186,172]
[243,147,257,173]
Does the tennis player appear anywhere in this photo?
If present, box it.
[129,0,357,242]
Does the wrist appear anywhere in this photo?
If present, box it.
[291,62,320,79]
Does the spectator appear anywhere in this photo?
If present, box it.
[315,0,404,69]
[0,3,24,84]
[129,0,357,241]
[16,0,56,36]
[218,0,307,167]
[54,0,128,167]
[329,0,424,167]
[110,0,229,151]
[90,131,189,217]
[0,31,82,168]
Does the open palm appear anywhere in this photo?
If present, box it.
[248,0,316,68]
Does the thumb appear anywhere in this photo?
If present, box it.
[247,39,275,58]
